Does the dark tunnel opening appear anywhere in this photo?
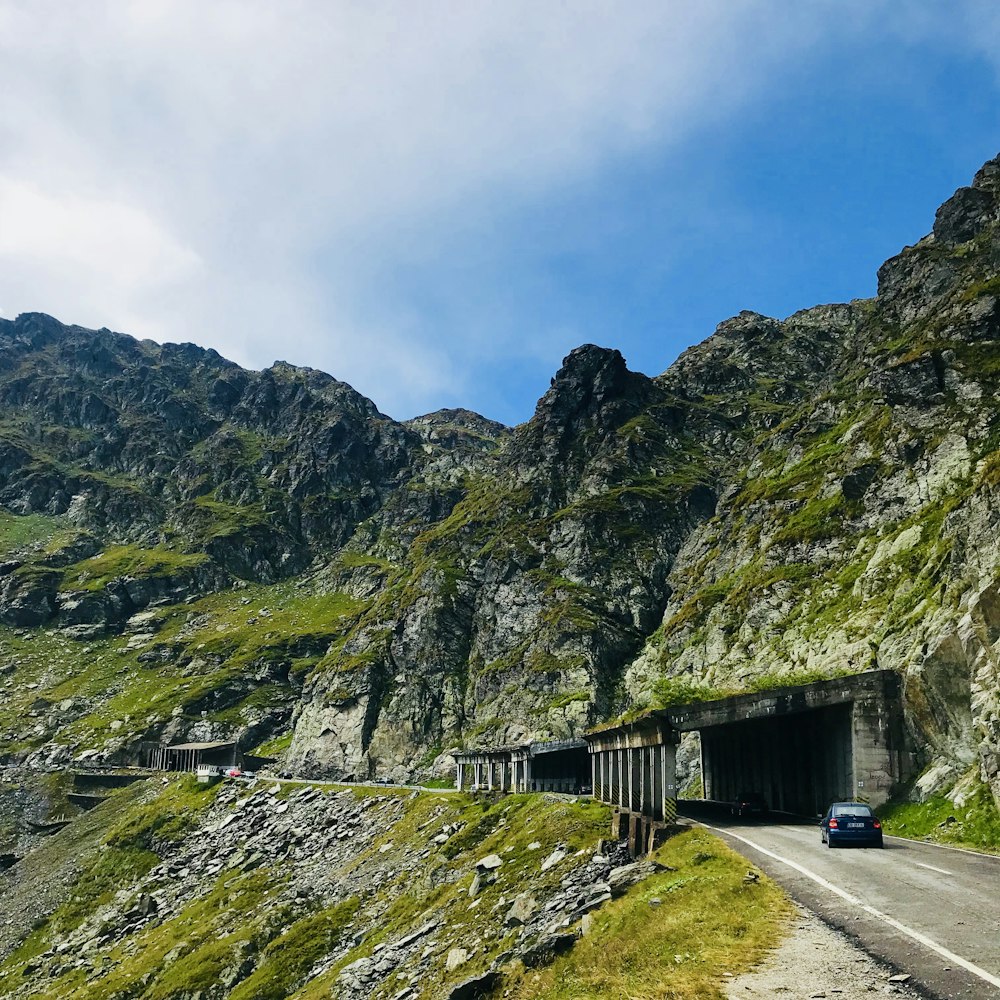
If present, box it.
[699,703,854,817]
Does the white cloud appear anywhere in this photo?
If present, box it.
[0,0,984,417]
[0,178,199,285]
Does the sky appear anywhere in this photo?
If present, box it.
[0,2,999,425]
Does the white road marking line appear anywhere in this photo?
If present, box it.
[704,824,1000,993]
[915,862,953,876]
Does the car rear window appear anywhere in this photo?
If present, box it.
[833,805,873,818]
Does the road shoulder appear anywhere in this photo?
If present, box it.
[725,903,916,999]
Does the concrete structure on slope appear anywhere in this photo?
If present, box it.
[146,741,274,775]
[586,669,908,856]
[586,719,679,857]
[454,739,589,793]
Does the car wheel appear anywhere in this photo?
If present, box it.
[826,837,835,848]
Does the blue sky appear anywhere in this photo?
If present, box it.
[1,2,999,425]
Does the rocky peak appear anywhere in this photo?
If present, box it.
[520,345,658,457]
[405,408,508,451]
[541,343,630,405]
[263,361,384,419]
[659,305,851,412]
[932,152,1000,246]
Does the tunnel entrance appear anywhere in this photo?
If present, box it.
[587,669,906,855]
[668,668,907,816]
[586,670,913,854]
[700,703,853,816]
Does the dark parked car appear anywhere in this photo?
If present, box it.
[731,791,769,818]
[820,802,884,848]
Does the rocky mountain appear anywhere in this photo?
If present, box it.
[1,155,1000,807]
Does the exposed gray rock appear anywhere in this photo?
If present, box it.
[540,848,566,872]
[445,971,502,1000]
[445,947,469,972]
[504,893,537,927]
[519,931,577,969]
[608,861,660,897]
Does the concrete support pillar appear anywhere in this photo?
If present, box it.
[591,753,596,797]
[524,758,532,793]
[456,762,464,790]
[618,748,626,809]
[642,747,654,817]
[487,760,494,791]
[652,743,664,821]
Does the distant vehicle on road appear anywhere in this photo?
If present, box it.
[731,791,769,818]
[820,802,884,848]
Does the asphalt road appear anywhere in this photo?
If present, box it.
[681,802,1000,999]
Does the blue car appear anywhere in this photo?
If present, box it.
[820,802,884,848]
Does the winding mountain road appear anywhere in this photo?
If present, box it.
[682,803,1000,999]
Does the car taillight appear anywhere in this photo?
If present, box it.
[873,820,881,829]
[829,818,838,829]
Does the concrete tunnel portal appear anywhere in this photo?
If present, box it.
[586,669,909,853]
[668,669,907,817]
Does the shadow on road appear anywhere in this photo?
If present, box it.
[679,798,821,828]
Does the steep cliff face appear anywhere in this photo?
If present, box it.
[1,156,1000,801]
[626,155,1000,801]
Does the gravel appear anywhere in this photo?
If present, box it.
[723,905,918,998]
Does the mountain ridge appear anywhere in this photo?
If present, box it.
[0,154,999,812]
